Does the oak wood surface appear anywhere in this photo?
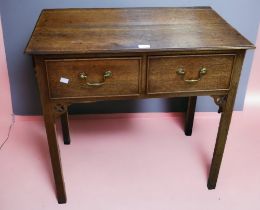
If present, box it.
[45,57,141,98]
[34,56,67,203]
[207,50,246,189]
[25,8,255,204]
[25,7,254,54]
[147,54,235,94]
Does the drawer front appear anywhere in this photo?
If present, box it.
[45,58,141,99]
[147,54,235,94]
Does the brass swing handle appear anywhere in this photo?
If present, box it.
[176,67,207,83]
[78,70,112,87]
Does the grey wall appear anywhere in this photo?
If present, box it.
[0,0,259,115]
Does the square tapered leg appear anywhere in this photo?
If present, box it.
[185,96,197,136]
[60,112,71,145]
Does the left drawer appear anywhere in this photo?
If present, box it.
[45,58,141,99]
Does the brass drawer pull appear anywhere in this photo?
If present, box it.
[79,70,112,87]
[176,67,207,83]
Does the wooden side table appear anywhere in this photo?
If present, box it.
[25,7,255,203]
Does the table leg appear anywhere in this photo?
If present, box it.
[61,112,71,145]
[43,114,67,203]
[185,96,197,136]
[207,93,235,189]
[207,51,245,189]
[34,57,67,203]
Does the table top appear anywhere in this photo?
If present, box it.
[25,7,254,55]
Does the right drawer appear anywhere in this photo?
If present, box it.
[147,54,235,94]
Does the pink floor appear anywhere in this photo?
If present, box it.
[1,20,260,209]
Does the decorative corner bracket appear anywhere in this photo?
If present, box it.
[52,103,70,118]
[211,95,228,113]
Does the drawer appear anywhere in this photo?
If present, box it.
[45,58,141,99]
[147,54,235,94]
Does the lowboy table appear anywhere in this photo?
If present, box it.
[25,7,254,203]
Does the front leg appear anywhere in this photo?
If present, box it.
[207,93,233,189]
[34,57,67,203]
[207,51,246,189]
[43,111,67,203]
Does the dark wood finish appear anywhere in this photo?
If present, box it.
[34,56,67,203]
[207,51,246,189]
[25,8,255,203]
[61,112,70,145]
[43,113,67,203]
[45,58,141,99]
[147,54,235,94]
[185,96,197,136]
[25,7,253,55]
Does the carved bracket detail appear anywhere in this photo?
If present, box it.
[52,103,70,117]
[211,95,227,113]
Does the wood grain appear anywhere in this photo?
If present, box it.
[148,54,235,94]
[25,8,255,204]
[45,58,141,99]
[25,7,254,54]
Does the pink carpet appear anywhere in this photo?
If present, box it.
[0,18,260,210]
